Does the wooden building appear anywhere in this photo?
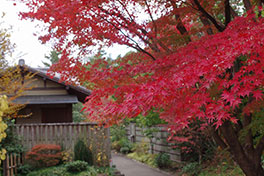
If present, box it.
[14,60,91,124]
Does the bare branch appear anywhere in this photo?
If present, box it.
[96,10,157,60]
[169,0,190,35]
[243,0,252,11]
[193,0,225,32]
[225,0,231,27]
[116,0,134,22]
[144,0,158,37]
[200,15,214,35]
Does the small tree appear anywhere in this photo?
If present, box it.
[74,139,93,165]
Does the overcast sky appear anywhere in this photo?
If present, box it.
[2,0,130,67]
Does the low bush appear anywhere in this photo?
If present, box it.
[65,160,89,173]
[27,166,67,176]
[111,141,121,151]
[155,152,171,168]
[25,144,62,168]
[120,147,130,154]
[74,139,93,165]
[17,164,34,175]
[110,124,134,154]
[1,120,24,154]
[61,150,73,164]
[119,138,133,154]
[26,164,100,176]
[131,141,149,155]
[127,152,157,168]
[180,162,201,176]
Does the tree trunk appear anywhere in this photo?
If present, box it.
[220,121,264,176]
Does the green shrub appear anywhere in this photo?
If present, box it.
[26,165,98,176]
[132,141,149,155]
[17,164,34,175]
[96,166,115,176]
[120,147,130,154]
[127,152,157,168]
[1,120,24,154]
[118,138,133,153]
[155,152,171,168]
[110,125,127,142]
[111,141,121,151]
[180,162,201,176]
[65,160,89,173]
[74,139,93,165]
[26,166,65,176]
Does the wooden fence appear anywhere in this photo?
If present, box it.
[3,153,24,176]
[126,123,181,162]
[14,122,111,165]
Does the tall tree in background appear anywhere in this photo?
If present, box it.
[42,50,60,67]
[17,0,264,175]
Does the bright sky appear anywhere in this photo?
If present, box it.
[2,0,130,67]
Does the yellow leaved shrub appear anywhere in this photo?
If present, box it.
[0,95,8,163]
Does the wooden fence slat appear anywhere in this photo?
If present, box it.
[12,122,110,167]
[3,153,23,176]
[126,123,181,162]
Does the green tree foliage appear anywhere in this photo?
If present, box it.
[73,102,86,122]
[74,139,93,165]
[42,50,60,67]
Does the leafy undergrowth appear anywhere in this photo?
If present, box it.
[198,162,244,176]
[20,165,115,176]
[180,149,245,176]
[127,152,157,168]
[127,151,181,175]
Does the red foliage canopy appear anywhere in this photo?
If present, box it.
[17,0,263,130]
[79,14,264,134]
[17,1,264,174]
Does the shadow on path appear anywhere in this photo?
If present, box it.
[112,153,172,176]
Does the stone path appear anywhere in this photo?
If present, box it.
[111,153,172,176]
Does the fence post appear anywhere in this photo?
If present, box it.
[3,155,7,176]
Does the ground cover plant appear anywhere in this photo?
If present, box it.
[110,124,133,154]
[22,164,115,176]
[180,149,245,176]
[127,140,157,168]
[17,0,264,175]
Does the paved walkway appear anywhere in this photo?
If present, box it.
[112,153,171,176]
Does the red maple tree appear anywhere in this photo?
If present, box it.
[17,0,264,175]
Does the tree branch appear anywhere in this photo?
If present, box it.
[243,0,252,11]
[116,0,134,22]
[144,0,157,37]
[210,127,227,149]
[169,0,190,35]
[255,135,264,156]
[243,113,254,160]
[220,121,257,175]
[96,10,157,60]
[200,14,214,35]
[193,0,225,32]
[225,0,231,27]
[98,6,161,53]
